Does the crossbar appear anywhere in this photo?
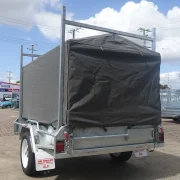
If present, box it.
[73,133,129,140]
[22,53,41,58]
[66,19,154,41]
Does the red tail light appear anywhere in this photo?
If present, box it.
[56,141,64,153]
[158,126,164,143]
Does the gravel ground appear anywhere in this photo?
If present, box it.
[0,109,180,180]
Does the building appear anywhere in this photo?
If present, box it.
[0,81,20,100]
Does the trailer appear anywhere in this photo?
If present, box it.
[14,6,164,177]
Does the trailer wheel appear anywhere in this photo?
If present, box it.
[109,151,132,162]
[20,132,36,176]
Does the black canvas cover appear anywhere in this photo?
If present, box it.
[64,34,161,128]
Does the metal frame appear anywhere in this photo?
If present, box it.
[15,118,63,162]
[152,27,156,51]
[55,142,163,159]
[58,6,66,128]
[14,118,163,159]
[66,19,155,42]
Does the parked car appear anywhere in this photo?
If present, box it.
[0,100,12,109]
[161,106,180,121]
[160,89,180,121]
[11,96,19,109]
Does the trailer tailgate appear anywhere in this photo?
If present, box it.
[72,125,155,150]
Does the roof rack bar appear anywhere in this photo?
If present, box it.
[65,19,154,41]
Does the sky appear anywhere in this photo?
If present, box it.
[1,0,180,88]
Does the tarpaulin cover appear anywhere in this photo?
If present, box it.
[22,34,161,128]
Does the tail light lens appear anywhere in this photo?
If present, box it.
[158,126,164,143]
[56,141,64,153]
[56,132,70,153]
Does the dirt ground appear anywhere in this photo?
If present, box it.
[0,109,180,180]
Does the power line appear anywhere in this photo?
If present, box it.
[0,35,59,51]
[0,15,60,30]
[2,14,180,30]
[158,26,180,30]
[2,14,180,32]
[0,38,58,57]
[158,20,180,28]
[0,34,58,45]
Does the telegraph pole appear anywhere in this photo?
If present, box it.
[168,73,170,87]
[68,27,82,39]
[27,44,37,62]
[7,71,12,83]
[138,28,152,48]
[71,29,76,39]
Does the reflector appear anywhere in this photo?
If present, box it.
[56,142,64,153]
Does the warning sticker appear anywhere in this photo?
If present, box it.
[38,158,54,165]
[35,151,55,171]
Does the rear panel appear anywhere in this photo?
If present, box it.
[72,126,155,150]
[66,35,161,128]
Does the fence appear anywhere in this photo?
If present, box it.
[160,89,180,108]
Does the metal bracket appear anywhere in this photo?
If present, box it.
[27,120,64,137]
[73,133,128,140]
[22,53,41,58]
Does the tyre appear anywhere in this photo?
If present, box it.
[173,116,180,121]
[110,151,132,162]
[20,132,36,176]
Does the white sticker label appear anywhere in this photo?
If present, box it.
[37,158,54,169]
[35,151,55,171]
[134,149,147,157]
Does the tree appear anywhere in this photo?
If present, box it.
[160,84,169,89]
[16,80,20,84]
